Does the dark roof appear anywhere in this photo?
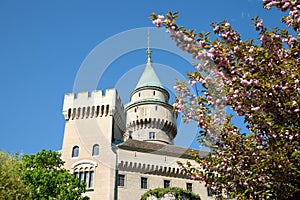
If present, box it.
[117,139,209,159]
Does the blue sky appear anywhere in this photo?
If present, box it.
[0,0,284,154]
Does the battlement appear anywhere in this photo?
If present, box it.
[63,89,121,107]
[127,117,177,139]
[62,89,125,123]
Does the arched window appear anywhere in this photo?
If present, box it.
[92,144,99,156]
[73,163,96,190]
[74,167,94,190]
[72,146,79,157]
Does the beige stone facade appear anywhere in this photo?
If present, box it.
[60,50,214,200]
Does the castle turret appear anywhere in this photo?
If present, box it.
[125,47,177,145]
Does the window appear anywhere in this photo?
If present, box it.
[73,161,96,190]
[88,171,94,188]
[79,171,84,183]
[72,146,79,158]
[186,183,193,191]
[164,180,170,188]
[74,169,95,189]
[141,177,148,189]
[129,131,133,139]
[92,144,99,156]
[153,91,155,96]
[118,174,125,187]
[84,171,89,184]
[149,132,155,140]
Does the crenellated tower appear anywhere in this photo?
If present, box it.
[61,89,125,200]
[125,45,177,145]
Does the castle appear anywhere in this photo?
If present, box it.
[60,45,213,199]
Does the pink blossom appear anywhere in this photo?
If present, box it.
[152,15,165,28]
[213,26,220,32]
[251,107,260,111]
[241,79,251,86]
[189,79,197,86]
[256,20,264,30]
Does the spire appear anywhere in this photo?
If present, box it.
[146,30,152,63]
[135,32,163,89]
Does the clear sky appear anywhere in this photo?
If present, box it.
[0,0,284,154]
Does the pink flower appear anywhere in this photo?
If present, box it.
[199,40,205,48]
[256,20,264,30]
[234,45,239,52]
[189,79,197,86]
[152,15,165,28]
[213,26,220,32]
[241,79,251,86]
[251,107,260,111]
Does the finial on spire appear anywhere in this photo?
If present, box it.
[146,30,152,63]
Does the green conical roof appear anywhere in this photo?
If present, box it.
[135,50,163,89]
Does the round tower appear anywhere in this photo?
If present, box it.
[125,47,177,145]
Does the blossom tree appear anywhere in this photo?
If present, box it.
[151,1,300,199]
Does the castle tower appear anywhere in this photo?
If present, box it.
[125,46,177,145]
[61,89,125,199]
